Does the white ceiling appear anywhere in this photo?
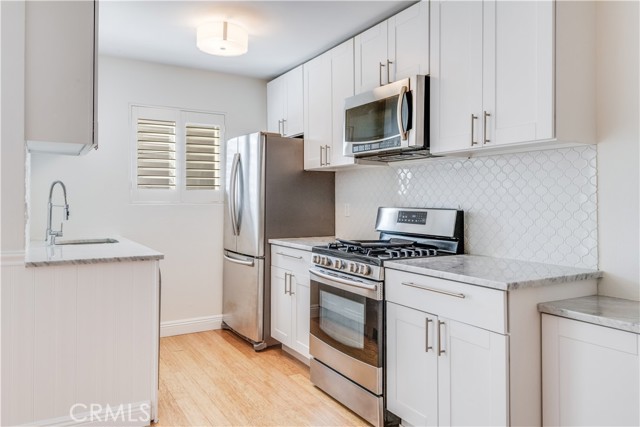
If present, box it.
[99,1,416,80]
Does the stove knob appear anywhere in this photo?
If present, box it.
[312,255,320,264]
[334,259,344,269]
[358,264,371,276]
[349,262,358,273]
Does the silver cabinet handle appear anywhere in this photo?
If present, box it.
[401,282,466,299]
[471,114,478,146]
[379,62,385,86]
[284,272,290,295]
[325,145,331,165]
[483,111,491,144]
[282,118,287,136]
[277,119,282,135]
[276,251,303,260]
[387,59,393,84]
[320,145,325,166]
[425,318,433,352]
[437,321,445,355]
[289,273,295,295]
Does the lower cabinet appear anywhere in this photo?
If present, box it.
[542,314,640,426]
[271,245,312,360]
[386,301,508,427]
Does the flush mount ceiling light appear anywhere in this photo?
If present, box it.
[197,21,249,57]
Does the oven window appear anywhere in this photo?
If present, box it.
[345,95,400,143]
[319,290,365,348]
[310,281,383,368]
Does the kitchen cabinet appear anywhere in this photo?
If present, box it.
[430,0,596,156]
[542,314,640,426]
[1,258,160,426]
[267,65,303,137]
[386,273,508,426]
[354,0,429,93]
[270,245,312,360]
[25,0,98,155]
[304,39,362,170]
[384,265,597,426]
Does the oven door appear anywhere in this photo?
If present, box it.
[309,267,383,395]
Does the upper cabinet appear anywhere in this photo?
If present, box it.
[430,0,596,156]
[25,0,98,155]
[355,0,429,93]
[304,39,362,171]
[267,65,304,137]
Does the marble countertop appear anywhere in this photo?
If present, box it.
[538,295,640,334]
[26,236,164,267]
[268,236,335,251]
[385,255,602,291]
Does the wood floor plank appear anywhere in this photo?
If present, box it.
[154,330,369,427]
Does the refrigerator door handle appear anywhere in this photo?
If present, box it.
[229,153,240,236]
[224,251,255,267]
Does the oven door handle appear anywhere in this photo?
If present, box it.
[309,269,377,291]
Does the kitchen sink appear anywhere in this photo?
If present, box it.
[55,238,119,245]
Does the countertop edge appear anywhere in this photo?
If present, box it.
[385,259,603,291]
[269,236,335,252]
[538,296,640,334]
[25,254,164,268]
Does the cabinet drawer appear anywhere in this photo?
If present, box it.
[386,269,507,334]
[271,246,312,276]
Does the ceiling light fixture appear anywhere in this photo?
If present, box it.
[197,21,249,57]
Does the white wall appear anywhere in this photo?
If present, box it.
[596,1,639,301]
[29,56,267,325]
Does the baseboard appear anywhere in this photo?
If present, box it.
[160,314,222,337]
[1,251,25,266]
[21,401,152,426]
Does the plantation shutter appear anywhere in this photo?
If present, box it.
[136,118,176,189]
[185,124,221,190]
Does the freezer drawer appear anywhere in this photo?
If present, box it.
[222,251,265,343]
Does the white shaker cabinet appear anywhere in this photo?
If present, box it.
[267,65,303,137]
[542,314,640,427]
[386,274,508,427]
[270,245,313,360]
[355,0,429,93]
[430,0,596,156]
[304,39,361,170]
[25,0,98,155]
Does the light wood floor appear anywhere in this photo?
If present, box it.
[156,330,369,427]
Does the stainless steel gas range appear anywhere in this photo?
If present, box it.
[308,207,464,427]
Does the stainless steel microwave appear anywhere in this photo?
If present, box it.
[343,75,431,162]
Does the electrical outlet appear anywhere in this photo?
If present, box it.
[344,203,350,217]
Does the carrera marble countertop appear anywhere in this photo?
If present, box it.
[26,237,164,267]
[538,295,640,334]
[269,236,335,251]
[385,255,602,291]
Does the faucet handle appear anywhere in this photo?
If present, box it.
[64,205,70,220]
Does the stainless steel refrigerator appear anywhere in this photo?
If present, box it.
[222,132,335,350]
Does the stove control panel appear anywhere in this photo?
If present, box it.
[312,254,382,281]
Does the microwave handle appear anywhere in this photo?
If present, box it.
[397,85,409,141]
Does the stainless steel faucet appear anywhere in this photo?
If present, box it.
[46,180,70,245]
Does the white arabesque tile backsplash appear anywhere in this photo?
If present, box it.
[335,146,598,269]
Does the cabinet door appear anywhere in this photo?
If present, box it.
[303,54,331,170]
[270,266,292,345]
[542,314,640,427]
[438,318,508,426]
[290,273,311,358]
[354,21,388,93]
[267,76,284,134]
[25,0,96,155]
[483,0,554,147]
[386,302,438,427]
[330,39,356,167]
[430,0,483,154]
[388,1,429,83]
[284,65,304,136]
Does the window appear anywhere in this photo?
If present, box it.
[131,106,225,203]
